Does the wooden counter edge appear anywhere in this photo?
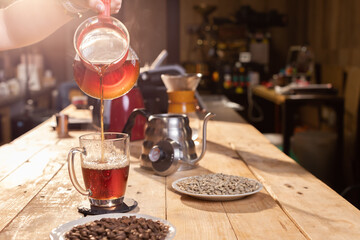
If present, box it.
[252,85,286,105]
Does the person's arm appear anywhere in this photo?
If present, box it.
[0,0,122,51]
[0,0,73,50]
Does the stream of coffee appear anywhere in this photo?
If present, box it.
[73,8,140,169]
[98,65,109,162]
[100,69,105,162]
[74,57,140,163]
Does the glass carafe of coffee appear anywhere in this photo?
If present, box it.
[73,0,139,100]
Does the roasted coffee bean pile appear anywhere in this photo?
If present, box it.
[64,216,170,240]
[176,173,261,195]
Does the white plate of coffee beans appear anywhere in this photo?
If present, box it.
[50,213,176,240]
[172,173,263,201]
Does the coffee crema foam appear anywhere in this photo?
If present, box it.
[82,156,129,170]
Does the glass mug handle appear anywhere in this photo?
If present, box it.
[67,147,90,196]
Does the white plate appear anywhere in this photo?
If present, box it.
[50,213,176,240]
[172,176,263,201]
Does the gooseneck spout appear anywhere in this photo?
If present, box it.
[189,112,216,165]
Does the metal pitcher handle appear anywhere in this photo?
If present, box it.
[122,108,150,137]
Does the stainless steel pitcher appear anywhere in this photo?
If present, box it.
[123,109,215,176]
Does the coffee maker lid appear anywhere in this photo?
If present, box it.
[149,139,182,176]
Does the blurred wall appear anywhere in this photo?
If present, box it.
[307,0,360,67]
[179,0,291,75]
[118,0,167,66]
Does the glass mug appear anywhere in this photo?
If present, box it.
[68,132,130,207]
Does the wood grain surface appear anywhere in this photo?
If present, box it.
[0,104,359,240]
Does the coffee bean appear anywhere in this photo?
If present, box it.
[64,216,170,240]
[176,173,261,195]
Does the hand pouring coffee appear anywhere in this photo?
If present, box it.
[123,109,215,176]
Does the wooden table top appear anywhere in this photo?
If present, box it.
[252,85,342,105]
[252,85,286,105]
[0,103,359,240]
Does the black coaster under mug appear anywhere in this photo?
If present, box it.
[78,198,138,216]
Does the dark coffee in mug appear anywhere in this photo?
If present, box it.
[82,160,129,200]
